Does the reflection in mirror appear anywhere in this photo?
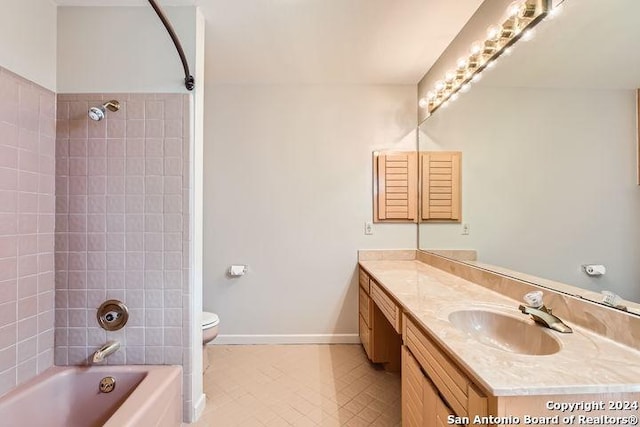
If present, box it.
[418,0,640,313]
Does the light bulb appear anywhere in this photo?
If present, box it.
[486,25,501,40]
[450,93,459,102]
[435,80,445,91]
[470,41,483,56]
[445,71,456,82]
[460,84,471,93]
[486,60,497,69]
[441,100,450,109]
[503,46,514,56]
[426,91,436,100]
[471,72,482,83]
[506,0,523,18]
[457,57,468,69]
[418,98,428,108]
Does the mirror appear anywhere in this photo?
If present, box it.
[418,0,640,313]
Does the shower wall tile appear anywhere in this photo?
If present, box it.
[54,93,192,416]
[0,66,56,398]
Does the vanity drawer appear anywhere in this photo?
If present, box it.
[370,280,401,333]
[404,314,475,418]
[358,268,370,293]
[359,286,372,327]
[359,314,372,359]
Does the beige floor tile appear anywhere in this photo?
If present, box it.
[190,344,401,426]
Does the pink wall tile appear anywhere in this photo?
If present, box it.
[164,98,182,120]
[88,120,106,139]
[0,168,18,191]
[0,280,17,305]
[18,129,38,152]
[125,138,144,157]
[0,144,18,169]
[68,120,87,139]
[127,101,144,120]
[107,121,125,138]
[126,120,145,138]
[18,255,38,277]
[0,236,17,258]
[87,140,105,158]
[145,101,164,120]
[0,258,17,282]
[53,93,191,418]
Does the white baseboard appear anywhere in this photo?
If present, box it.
[211,334,360,345]
[192,393,206,422]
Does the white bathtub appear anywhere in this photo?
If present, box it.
[0,365,182,427]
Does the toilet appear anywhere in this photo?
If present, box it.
[202,311,220,372]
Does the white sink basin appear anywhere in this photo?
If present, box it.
[448,309,561,356]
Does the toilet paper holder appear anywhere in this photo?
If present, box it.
[583,264,606,276]
[228,265,247,277]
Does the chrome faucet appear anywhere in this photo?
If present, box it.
[519,291,573,334]
[92,340,120,363]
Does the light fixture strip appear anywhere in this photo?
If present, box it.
[421,0,551,116]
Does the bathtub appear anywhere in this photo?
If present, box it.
[0,365,182,427]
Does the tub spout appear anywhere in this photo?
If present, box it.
[92,340,120,363]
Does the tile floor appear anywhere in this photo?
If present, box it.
[190,344,401,426]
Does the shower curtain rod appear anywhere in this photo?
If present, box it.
[147,0,195,91]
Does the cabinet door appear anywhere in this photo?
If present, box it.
[373,151,418,222]
[420,151,461,222]
[359,314,372,359]
[435,397,458,427]
[402,346,424,427]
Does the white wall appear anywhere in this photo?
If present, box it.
[419,86,640,302]
[203,84,417,342]
[0,0,57,90]
[57,6,196,93]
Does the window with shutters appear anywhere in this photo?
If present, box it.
[373,151,418,223]
[420,151,461,222]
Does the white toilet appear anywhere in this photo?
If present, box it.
[202,311,220,372]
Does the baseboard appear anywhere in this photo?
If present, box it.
[211,334,360,345]
[192,393,206,422]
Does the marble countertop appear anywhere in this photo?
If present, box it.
[359,259,640,396]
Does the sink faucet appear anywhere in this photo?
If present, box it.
[519,291,573,334]
[92,340,120,363]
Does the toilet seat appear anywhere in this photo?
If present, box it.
[202,312,219,329]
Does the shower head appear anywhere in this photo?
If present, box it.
[88,106,105,121]
[88,100,120,121]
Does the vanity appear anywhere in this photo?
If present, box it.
[358,251,640,426]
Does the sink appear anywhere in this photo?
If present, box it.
[448,309,561,356]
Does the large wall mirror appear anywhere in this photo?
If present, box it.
[418,0,640,313]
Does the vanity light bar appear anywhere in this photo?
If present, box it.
[420,0,551,116]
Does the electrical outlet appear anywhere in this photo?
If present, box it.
[364,221,373,235]
[461,223,470,235]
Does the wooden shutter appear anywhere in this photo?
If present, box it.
[373,151,417,222]
[420,152,461,221]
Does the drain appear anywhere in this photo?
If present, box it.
[99,376,116,393]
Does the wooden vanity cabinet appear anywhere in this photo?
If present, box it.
[361,262,640,427]
[358,268,402,370]
[402,346,463,427]
[402,314,487,426]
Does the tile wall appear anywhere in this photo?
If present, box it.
[0,66,56,396]
[54,93,193,415]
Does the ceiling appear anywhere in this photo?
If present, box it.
[53,0,483,85]
[53,1,196,5]
[481,0,640,89]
